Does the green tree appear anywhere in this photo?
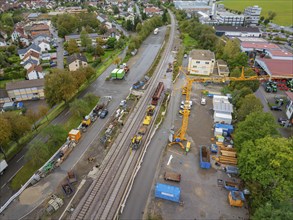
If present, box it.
[238,137,293,205]
[268,11,277,21]
[2,113,31,143]
[234,112,279,149]
[96,37,106,46]
[236,94,263,121]
[83,93,99,107]
[25,141,49,167]
[66,39,80,55]
[80,29,92,48]
[0,116,12,158]
[69,99,89,117]
[107,37,117,49]
[162,9,168,23]
[45,70,78,106]
[112,5,120,14]
[113,57,121,67]
[42,125,67,154]
[231,86,253,108]
[229,68,260,92]
[136,23,142,32]
[125,19,134,31]
[95,45,105,57]
[252,201,293,220]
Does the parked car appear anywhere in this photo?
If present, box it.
[100,109,108,119]
[63,51,69,56]
[200,97,206,105]
[184,54,187,58]
[271,106,282,111]
[181,100,193,106]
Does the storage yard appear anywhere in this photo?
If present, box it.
[146,86,249,219]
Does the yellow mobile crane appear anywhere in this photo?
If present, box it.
[169,67,272,152]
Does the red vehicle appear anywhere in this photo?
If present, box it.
[151,82,164,105]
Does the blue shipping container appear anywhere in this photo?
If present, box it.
[155,183,180,203]
[215,123,234,134]
[200,145,211,169]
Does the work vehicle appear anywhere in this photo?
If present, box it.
[0,159,8,175]
[166,62,172,72]
[155,183,181,203]
[2,102,24,111]
[61,181,74,196]
[81,116,91,132]
[146,105,155,116]
[179,109,190,115]
[200,97,206,105]
[67,171,77,184]
[151,82,164,105]
[228,191,245,207]
[93,104,105,117]
[132,81,145,89]
[180,104,191,110]
[200,145,211,169]
[68,129,81,142]
[111,68,125,79]
[100,109,108,119]
[138,125,147,135]
[120,100,126,107]
[164,171,181,182]
[265,81,277,93]
[131,135,142,150]
[46,195,64,215]
[271,105,282,111]
[143,115,152,125]
[154,28,158,35]
[120,63,129,73]
[181,100,192,106]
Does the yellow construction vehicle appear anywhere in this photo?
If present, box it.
[131,135,143,150]
[169,66,285,152]
[146,105,155,116]
[143,115,152,125]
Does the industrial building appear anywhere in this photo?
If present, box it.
[188,49,215,76]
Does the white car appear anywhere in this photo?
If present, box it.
[200,97,206,105]
[180,104,191,110]
[184,54,188,58]
[181,100,192,106]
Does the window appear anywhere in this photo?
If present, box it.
[193,65,197,68]
[196,61,200,64]
[205,62,209,64]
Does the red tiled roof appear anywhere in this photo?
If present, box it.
[267,49,293,57]
[285,91,293,101]
[258,58,293,77]
[241,42,280,50]
[30,24,49,31]
[145,7,161,13]
[27,64,43,74]
[23,50,40,60]
[31,30,50,37]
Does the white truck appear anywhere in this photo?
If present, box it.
[0,159,8,175]
[154,28,158,35]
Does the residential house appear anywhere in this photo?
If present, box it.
[188,49,215,76]
[213,95,233,124]
[27,13,41,21]
[29,24,51,38]
[67,53,88,71]
[285,92,293,124]
[0,89,10,104]
[22,59,39,70]
[22,51,40,65]
[18,43,41,60]
[214,26,261,37]
[32,34,51,45]
[144,7,162,17]
[11,26,30,47]
[6,79,45,101]
[254,58,293,79]
[38,40,51,52]
[0,38,7,47]
[217,60,229,77]
[27,65,44,80]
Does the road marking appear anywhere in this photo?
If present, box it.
[16,155,24,163]
[1,183,7,189]
[7,166,24,183]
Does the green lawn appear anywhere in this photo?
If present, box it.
[182,33,198,52]
[221,0,293,26]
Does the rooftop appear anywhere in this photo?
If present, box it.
[285,91,293,101]
[67,53,87,65]
[6,79,44,90]
[237,37,267,43]
[241,42,280,50]
[215,26,260,33]
[256,58,293,78]
[267,49,293,57]
[189,49,215,60]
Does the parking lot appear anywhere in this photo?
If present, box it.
[147,84,249,219]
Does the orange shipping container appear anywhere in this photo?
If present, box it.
[69,129,81,142]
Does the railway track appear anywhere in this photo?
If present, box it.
[70,12,176,220]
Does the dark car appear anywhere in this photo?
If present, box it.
[100,109,108,119]
[271,106,282,111]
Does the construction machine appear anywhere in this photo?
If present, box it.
[131,135,143,150]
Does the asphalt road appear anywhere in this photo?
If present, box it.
[1,26,167,218]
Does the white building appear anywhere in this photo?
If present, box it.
[27,65,44,80]
[38,41,51,52]
[285,92,293,123]
[215,26,261,37]
[217,11,245,26]
[188,49,215,76]
[244,5,262,26]
[213,95,233,124]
